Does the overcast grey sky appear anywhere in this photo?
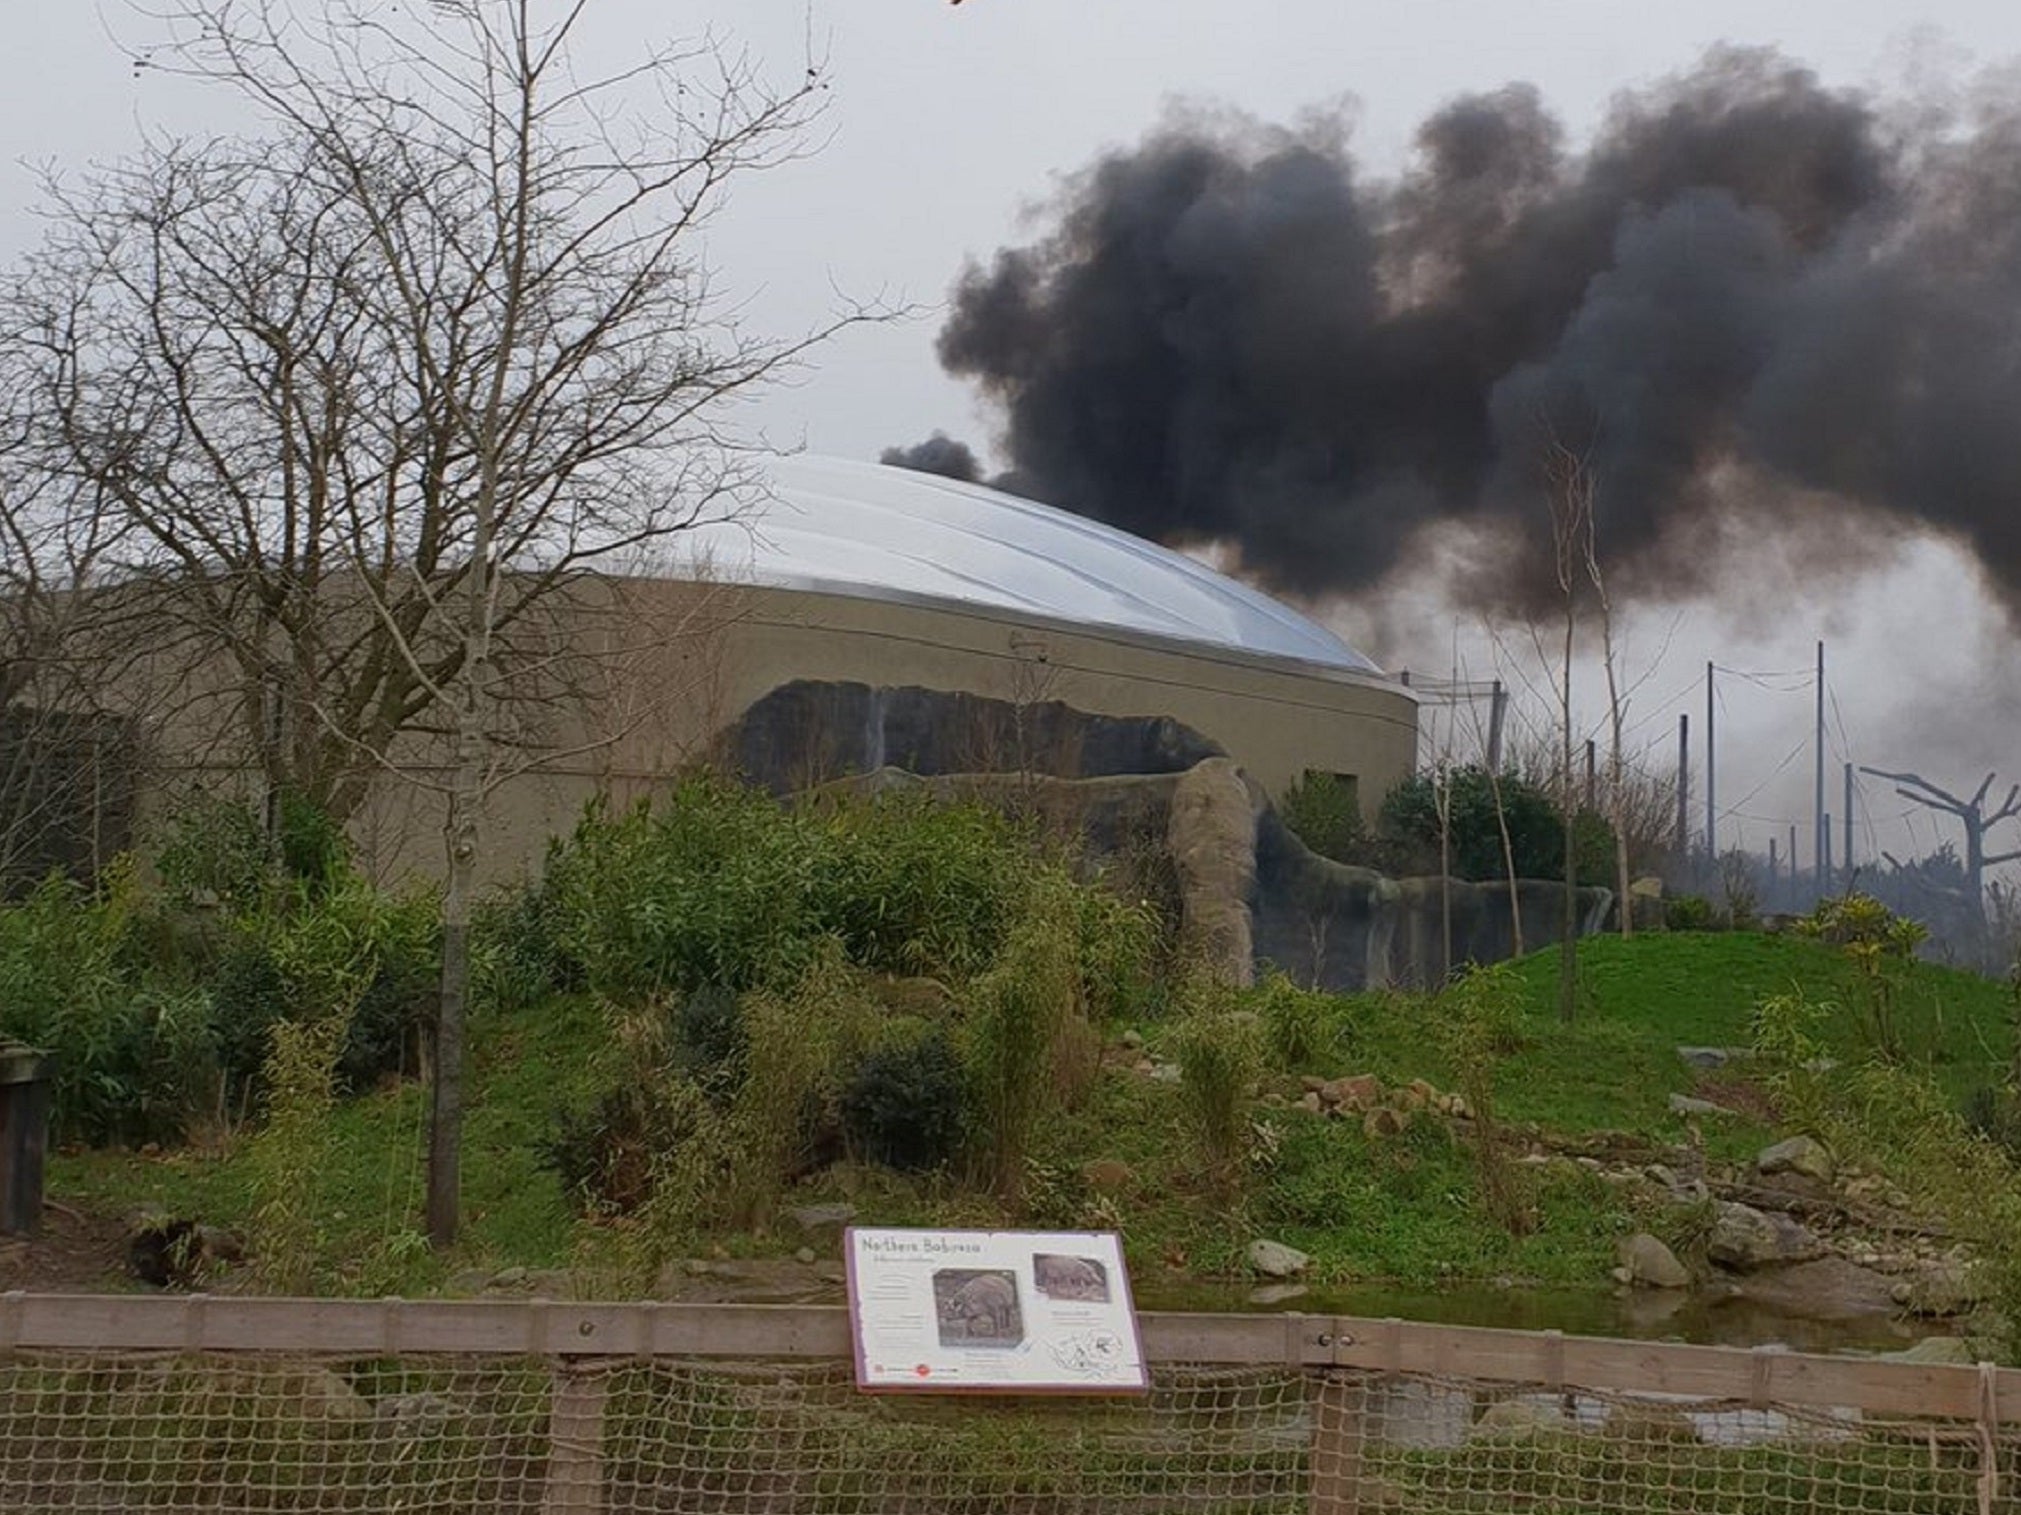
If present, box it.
[6,1,2020,873]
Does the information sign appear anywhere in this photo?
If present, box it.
[845,1227,1148,1393]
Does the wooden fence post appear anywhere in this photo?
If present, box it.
[543,1364,608,1515]
[1310,1369,1365,1515]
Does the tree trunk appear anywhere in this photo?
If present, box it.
[1558,595,1577,1024]
[427,754,479,1246]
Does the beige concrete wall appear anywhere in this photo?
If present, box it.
[140,577,1417,888]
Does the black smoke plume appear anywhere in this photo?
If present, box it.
[880,432,982,483]
[923,49,2021,617]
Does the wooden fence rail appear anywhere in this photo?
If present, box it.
[2,1292,2014,1515]
[2,1291,2013,1422]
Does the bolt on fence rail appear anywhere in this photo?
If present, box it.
[0,1293,2014,1513]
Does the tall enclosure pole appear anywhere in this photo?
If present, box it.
[1676,714,1690,860]
[1843,762,1856,889]
[1814,641,1827,886]
[1487,680,1507,771]
[1705,662,1717,861]
[1585,740,1598,810]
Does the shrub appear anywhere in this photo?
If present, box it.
[538,781,1039,1002]
[966,870,1082,1201]
[840,1023,967,1172]
[1279,771,1365,864]
[1378,767,1617,885]
[1250,971,1340,1070]
[1172,977,1263,1183]
[1664,894,1718,932]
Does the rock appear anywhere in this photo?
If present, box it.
[447,1268,492,1295]
[1300,1074,1328,1094]
[1669,1093,1729,1118]
[1472,1397,1570,1442]
[1081,1159,1134,1194]
[1730,1256,1898,1322]
[1149,1062,1183,1084]
[488,1266,528,1290]
[1326,1074,1382,1111]
[1403,1078,1439,1111]
[1707,1202,1825,1270]
[1756,1136,1835,1183]
[1896,1259,1987,1317]
[1886,1336,1977,1366]
[1610,1267,1633,1285]
[1364,1380,1476,1450]
[1676,1047,1749,1070]
[1247,1239,1312,1279]
[1121,1029,1145,1051]
[794,1247,817,1265]
[1297,1092,1324,1115]
[1363,1107,1410,1138]
[1167,757,1259,989]
[1618,1233,1691,1290]
[1248,1283,1310,1306]
[788,1203,857,1233]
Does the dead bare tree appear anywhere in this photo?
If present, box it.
[22,0,881,1243]
[1859,767,2021,932]
[1540,437,1592,1024]
[1577,475,1633,938]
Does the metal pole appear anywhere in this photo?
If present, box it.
[1705,662,1716,860]
[1814,641,1826,883]
[1487,680,1507,772]
[1843,761,1855,888]
[1676,714,1690,858]
[1585,739,1597,811]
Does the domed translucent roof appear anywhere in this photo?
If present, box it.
[676,455,1384,677]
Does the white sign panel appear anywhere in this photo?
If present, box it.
[845,1227,1149,1394]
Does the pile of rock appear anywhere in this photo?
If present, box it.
[1288,1074,1471,1133]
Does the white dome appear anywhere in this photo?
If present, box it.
[675,455,1383,677]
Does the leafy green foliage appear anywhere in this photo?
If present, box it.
[840,1022,967,1173]
[1278,770,1365,864]
[1377,767,1616,884]
[519,780,1035,1002]
[0,795,438,1146]
[1251,970,1341,1070]
[1794,893,1932,1061]
[1172,977,1263,1183]
[966,871,1082,1201]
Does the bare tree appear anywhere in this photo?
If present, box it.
[1860,767,2021,932]
[22,0,879,1243]
[1539,438,1591,1023]
[1577,481,1633,938]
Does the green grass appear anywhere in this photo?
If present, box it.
[51,995,614,1293]
[46,930,2015,1297]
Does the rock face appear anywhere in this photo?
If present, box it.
[1707,1202,1825,1271]
[1730,1256,1898,1322]
[1617,1233,1691,1290]
[1247,1239,1312,1279]
[1756,1136,1835,1183]
[1167,758,1261,988]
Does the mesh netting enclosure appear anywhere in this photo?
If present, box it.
[0,1348,2011,1514]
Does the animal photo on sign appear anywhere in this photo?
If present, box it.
[933,1269,1024,1348]
[1033,1253,1109,1303]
